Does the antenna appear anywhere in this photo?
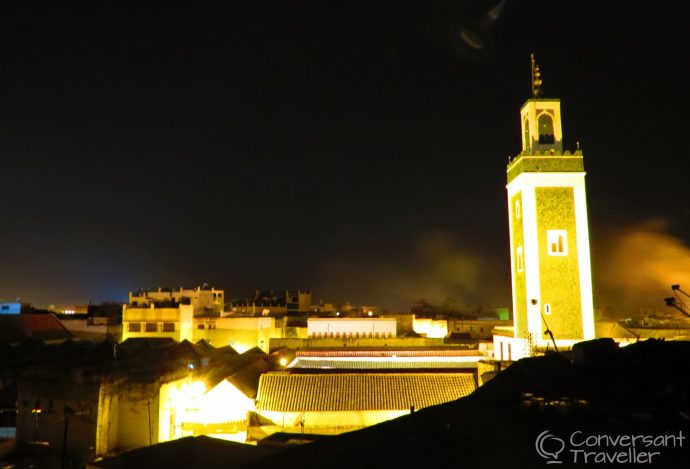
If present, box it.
[672,284,690,299]
[664,284,690,318]
[540,312,559,353]
[531,53,543,98]
[532,298,559,354]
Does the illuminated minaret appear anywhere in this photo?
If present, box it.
[506,55,595,352]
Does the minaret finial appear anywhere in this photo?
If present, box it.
[531,53,543,98]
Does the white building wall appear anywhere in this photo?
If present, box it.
[307,318,396,338]
[257,409,409,435]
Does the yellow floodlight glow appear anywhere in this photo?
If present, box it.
[191,380,252,424]
[158,367,259,442]
[188,381,206,397]
[279,357,288,367]
[229,341,250,354]
[412,317,448,339]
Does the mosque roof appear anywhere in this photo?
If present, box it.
[256,372,476,412]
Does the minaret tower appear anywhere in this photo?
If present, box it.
[505,55,595,354]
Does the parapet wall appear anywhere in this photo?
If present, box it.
[269,337,444,351]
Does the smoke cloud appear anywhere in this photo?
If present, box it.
[316,231,511,311]
[593,219,690,316]
[316,221,690,316]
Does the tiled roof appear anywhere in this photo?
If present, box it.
[201,348,269,397]
[0,314,73,343]
[290,359,478,369]
[227,360,269,399]
[256,372,476,411]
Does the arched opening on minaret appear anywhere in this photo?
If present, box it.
[537,113,555,144]
[523,117,531,150]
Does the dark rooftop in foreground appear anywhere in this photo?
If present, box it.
[247,339,690,468]
[89,435,281,469]
[62,339,690,468]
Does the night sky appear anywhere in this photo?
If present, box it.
[1,1,689,312]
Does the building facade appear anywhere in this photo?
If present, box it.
[230,290,311,316]
[122,303,194,342]
[307,318,396,339]
[122,287,224,342]
[128,287,224,314]
[0,302,21,315]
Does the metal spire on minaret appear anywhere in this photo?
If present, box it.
[531,53,543,98]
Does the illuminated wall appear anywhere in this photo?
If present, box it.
[123,308,283,351]
[509,190,527,337]
[506,97,595,350]
[121,304,194,342]
[18,367,256,464]
[159,377,198,442]
[412,317,448,338]
[255,410,409,436]
[158,376,254,444]
[113,385,159,450]
[448,319,512,339]
[270,337,443,350]
[307,318,396,338]
[193,317,281,352]
[535,186,583,339]
[179,380,254,442]
[129,287,224,315]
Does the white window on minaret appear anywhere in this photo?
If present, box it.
[515,200,521,219]
[547,230,568,256]
[516,246,524,272]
